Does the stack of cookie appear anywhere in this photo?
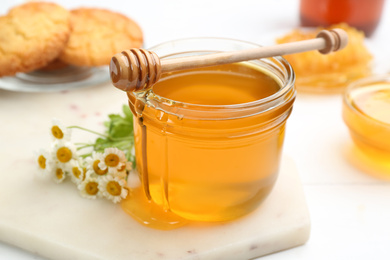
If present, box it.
[0,2,143,77]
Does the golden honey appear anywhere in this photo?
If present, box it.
[121,39,296,229]
[343,76,390,176]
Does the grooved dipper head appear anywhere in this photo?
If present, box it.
[110,48,162,92]
[317,28,349,54]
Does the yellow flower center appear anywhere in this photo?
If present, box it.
[72,167,81,179]
[56,168,64,179]
[51,125,64,139]
[56,147,72,163]
[38,155,46,169]
[106,181,122,196]
[85,182,99,195]
[105,154,120,167]
[93,160,108,175]
[118,163,126,172]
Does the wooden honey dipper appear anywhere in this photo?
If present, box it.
[110,29,348,92]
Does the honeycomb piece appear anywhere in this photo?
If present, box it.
[277,23,372,93]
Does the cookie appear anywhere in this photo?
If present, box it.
[0,2,71,77]
[59,8,143,67]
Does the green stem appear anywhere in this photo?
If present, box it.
[68,126,109,138]
[76,144,94,150]
[114,139,133,146]
[79,153,92,158]
[68,125,133,142]
[74,142,92,146]
[110,136,134,142]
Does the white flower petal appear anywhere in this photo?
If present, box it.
[98,161,108,170]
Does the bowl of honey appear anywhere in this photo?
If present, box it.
[343,74,390,171]
[121,38,296,229]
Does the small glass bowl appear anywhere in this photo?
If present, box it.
[343,74,390,174]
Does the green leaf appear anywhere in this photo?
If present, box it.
[73,104,136,167]
[123,105,133,121]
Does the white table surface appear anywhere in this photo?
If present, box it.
[1,0,390,259]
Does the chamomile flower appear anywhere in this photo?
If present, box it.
[51,163,67,183]
[116,161,132,179]
[98,175,128,203]
[69,159,86,184]
[78,174,101,199]
[35,148,52,173]
[98,148,127,174]
[50,118,71,142]
[85,151,108,176]
[51,142,78,171]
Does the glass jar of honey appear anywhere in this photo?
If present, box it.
[122,38,296,229]
[300,0,385,37]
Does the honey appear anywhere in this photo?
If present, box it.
[343,76,390,176]
[121,38,296,229]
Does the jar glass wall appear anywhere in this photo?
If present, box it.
[123,38,296,227]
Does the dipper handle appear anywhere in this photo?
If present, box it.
[110,28,348,92]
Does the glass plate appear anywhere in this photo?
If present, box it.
[0,66,110,92]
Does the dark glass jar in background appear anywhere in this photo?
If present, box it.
[300,0,385,37]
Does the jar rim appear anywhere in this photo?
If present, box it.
[145,37,296,110]
[343,73,390,127]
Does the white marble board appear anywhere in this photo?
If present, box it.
[0,85,310,260]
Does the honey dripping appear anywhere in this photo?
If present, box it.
[123,91,188,230]
[121,63,285,229]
